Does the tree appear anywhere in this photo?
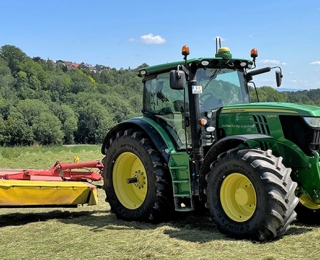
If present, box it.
[16,99,50,126]
[129,95,142,113]
[0,117,5,144]
[0,98,13,120]
[69,70,96,94]
[47,73,72,102]
[74,101,114,144]
[49,103,77,144]
[0,57,16,99]
[19,58,49,90]
[2,111,34,146]
[0,45,27,75]
[250,86,286,103]
[100,92,137,123]
[32,112,64,145]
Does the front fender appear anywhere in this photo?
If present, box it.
[205,134,273,162]
[198,134,272,200]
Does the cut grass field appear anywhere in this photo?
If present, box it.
[0,146,319,260]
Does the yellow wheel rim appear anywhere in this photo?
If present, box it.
[113,152,147,209]
[220,173,256,222]
[299,195,320,210]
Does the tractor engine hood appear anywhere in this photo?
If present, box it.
[221,102,320,117]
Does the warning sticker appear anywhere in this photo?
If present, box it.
[192,85,202,94]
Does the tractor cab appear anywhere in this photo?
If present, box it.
[140,48,252,150]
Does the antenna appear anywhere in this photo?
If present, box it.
[215,37,222,54]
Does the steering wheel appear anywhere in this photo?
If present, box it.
[200,93,215,104]
[200,93,217,109]
[200,93,223,111]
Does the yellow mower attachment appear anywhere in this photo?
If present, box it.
[0,179,98,207]
[0,160,103,207]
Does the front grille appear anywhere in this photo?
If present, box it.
[310,129,320,152]
[252,115,270,135]
[280,115,318,156]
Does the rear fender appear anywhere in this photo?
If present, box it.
[101,117,176,162]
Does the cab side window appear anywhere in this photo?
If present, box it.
[144,72,185,114]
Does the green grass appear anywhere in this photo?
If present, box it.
[0,145,103,169]
[0,146,320,259]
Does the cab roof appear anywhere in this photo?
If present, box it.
[138,57,253,77]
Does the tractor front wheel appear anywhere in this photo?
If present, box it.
[103,129,174,223]
[295,195,320,224]
[206,148,298,241]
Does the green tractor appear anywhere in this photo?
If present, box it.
[101,40,320,241]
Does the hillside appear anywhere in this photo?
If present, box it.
[0,45,145,146]
[1,44,320,146]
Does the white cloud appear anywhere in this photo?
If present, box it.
[129,34,166,44]
[259,60,281,65]
[140,33,166,44]
[310,61,320,65]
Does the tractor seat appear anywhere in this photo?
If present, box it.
[173,100,189,112]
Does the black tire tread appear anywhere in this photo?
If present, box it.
[103,128,174,223]
[206,148,298,241]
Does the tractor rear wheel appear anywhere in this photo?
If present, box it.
[103,129,174,223]
[205,148,298,241]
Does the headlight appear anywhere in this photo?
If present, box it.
[303,117,320,128]
[139,70,147,76]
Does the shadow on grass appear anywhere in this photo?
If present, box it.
[0,209,313,243]
[287,220,315,235]
[163,212,226,242]
[0,209,110,228]
[68,210,314,243]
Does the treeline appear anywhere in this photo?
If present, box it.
[250,86,320,105]
[1,44,320,146]
[0,45,144,146]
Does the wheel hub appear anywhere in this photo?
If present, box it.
[220,173,257,222]
[235,185,255,206]
[132,170,146,189]
[299,194,320,210]
[113,152,148,209]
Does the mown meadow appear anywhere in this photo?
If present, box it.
[0,146,320,260]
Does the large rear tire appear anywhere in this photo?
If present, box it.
[205,148,298,241]
[102,129,174,223]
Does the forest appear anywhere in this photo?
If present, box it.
[0,44,319,146]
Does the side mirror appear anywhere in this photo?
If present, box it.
[170,70,186,90]
[275,70,282,87]
[247,67,271,77]
[246,66,283,88]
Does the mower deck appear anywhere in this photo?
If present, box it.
[0,179,98,207]
[0,160,103,207]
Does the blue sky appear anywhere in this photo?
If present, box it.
[0,0,319,90]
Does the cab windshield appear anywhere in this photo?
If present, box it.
[142,68,249,150]
[197,68,249,111]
